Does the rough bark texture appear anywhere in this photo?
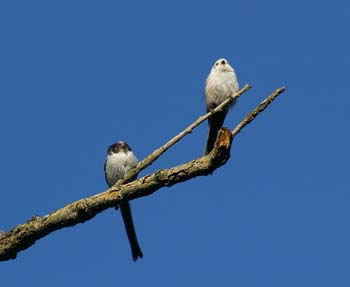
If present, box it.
[0,129,232,261]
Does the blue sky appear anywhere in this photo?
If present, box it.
[1,0,349,286]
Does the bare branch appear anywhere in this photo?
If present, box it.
[231,87,286,139]
[0,85,285,262]
[0,129,233,262]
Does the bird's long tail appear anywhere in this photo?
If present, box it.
[204,111,227,155]
[120,202,143,261]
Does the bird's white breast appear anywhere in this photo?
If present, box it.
[205,69,239,110]
[105,151,138,187]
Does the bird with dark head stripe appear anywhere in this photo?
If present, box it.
[104,141,143,261]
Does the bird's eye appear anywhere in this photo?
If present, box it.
[221,60,226,65]
[215,62,219,66]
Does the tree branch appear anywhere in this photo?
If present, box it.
[231,87,286,139]
[0,86,285,261]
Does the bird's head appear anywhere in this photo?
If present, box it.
[211,58,234,73]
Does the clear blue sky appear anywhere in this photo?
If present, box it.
[1,1,349,286]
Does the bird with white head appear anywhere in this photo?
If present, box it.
[204,58,239,155]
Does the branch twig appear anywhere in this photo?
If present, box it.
[231,87,286,138]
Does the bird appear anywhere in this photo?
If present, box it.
[204,58,239,155]
[104,141,143,261]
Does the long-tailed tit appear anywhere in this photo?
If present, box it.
[204,58,239,155]
[104,141,143,261]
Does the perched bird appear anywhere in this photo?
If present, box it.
[104,141,143,261]
[204,58,239,155]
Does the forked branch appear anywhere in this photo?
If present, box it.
[0,85,285,261]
